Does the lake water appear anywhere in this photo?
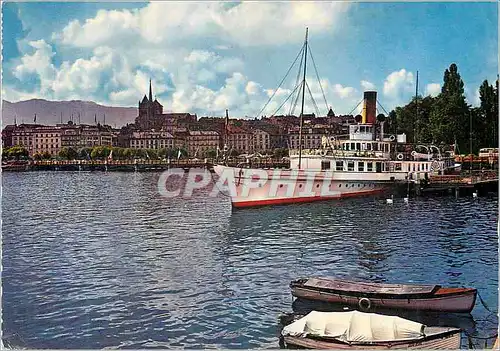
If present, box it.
[2,171,498,349]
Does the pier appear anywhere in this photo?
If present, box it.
[1,158,291,172]
[408,171,498,196]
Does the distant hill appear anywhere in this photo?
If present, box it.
[2,99,138,128]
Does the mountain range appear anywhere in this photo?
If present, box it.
[2,99,138,128]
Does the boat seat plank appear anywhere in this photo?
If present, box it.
[303,278,439,295]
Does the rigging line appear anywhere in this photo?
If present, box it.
[270,81,303,117]
[305,80,321,117]
[290,79,303,116]
[256,44,305,118]
[307,43,329,114]
[289,46,305,116]
[376,99,389,115]
[347,99,363,116]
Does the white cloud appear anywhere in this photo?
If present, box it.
[382,69,416,109]
[383,69,414,98]
[466,87,481,106]
[332,84,357,99]
[55,2,350,48]
[55,9,140,47]
[5,2,357,117]
[14,40,56,94]
[245,81,261,96]
[425,83,441,97]
[360,80,376,90]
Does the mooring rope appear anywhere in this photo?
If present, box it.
[477,290,498,315]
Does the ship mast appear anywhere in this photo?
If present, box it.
[414,70,419,144]
[298,28,308,170]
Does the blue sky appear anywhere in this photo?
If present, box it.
[2,1,498,117]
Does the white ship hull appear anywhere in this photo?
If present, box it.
[214,165,387,208]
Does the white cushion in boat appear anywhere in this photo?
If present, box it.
[324,321,347,338]
[282,310,425,342]
[304,318,324,335]
[347,310,373,342]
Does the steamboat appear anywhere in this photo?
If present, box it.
[214,30,458,208]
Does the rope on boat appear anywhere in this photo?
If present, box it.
[476,290,497,315]
[464,332,498,349]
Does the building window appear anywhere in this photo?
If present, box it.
[395,163,402,171]
[367,162,373,172]
[321,160,330,170]
[347,161,354,171]
[358,162,364,171]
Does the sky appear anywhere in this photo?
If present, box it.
[1,1,498,118]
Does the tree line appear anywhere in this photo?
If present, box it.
[388,63,498,154]
[3,145,291,161]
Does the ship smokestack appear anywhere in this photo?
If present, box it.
[361,91,377,125]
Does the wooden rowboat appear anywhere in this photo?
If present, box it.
[290,277,477,313]
[281,310,461,349]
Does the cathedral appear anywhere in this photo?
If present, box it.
[134,80,197,131]
[135,80,165,130]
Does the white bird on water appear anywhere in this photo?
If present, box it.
[386,195,394,204]
[473,191,478,199]
[403,196,409,204]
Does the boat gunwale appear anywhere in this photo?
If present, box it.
[282,328,461,349]
[291,284,477,300]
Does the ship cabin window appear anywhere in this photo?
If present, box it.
[412,164,416,172]
[336,161,343,171]
[356,142,361,150]
[395,163,402,171]
[367,143,372,151]
[358,162,364,171]
[351,142,355,150]
[321,160,331,170]
[373,143,379,151]
[347,161,354,171]
[367,162,373,172]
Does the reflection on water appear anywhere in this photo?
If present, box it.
[2,172,498,349]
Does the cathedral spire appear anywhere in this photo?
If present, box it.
[149,79,153,102]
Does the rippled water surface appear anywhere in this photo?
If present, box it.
[2,171,498,349]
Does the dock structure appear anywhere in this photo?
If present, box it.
[410,171,498,196]
[1,158,291,173]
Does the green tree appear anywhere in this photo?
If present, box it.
[2,147,10,161]
[42,151,52,159]
[205,149,217,158]
[123,148,134,159]
[90,146,104,159]
[7,146,29,160]
[33,153,43,161]
[158,148,168,159]
[79,148,92,160]
[59,147,69,159]
[415,96,435,144]
[479,79,498,148]
[67,147,78,160]
[145,148,157,160]
[273,148,289,158]
[429,63,470,152]
[112,147,124,160]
